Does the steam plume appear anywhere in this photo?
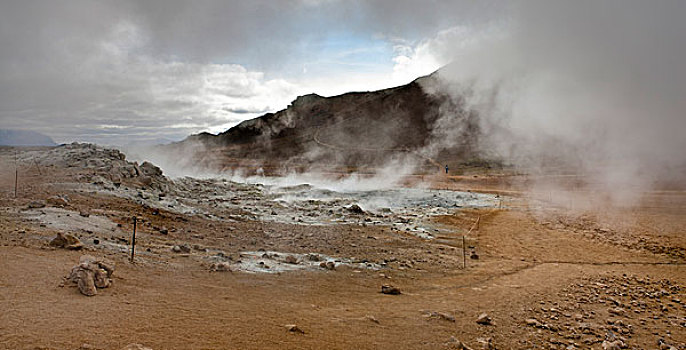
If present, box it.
[422,0,686,200]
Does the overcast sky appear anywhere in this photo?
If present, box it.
[0,0,505,145]
[1,0,684,153]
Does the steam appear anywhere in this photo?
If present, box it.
[120,1,686,205]
[419,0,686,200]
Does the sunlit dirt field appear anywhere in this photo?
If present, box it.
[1,145,684,350]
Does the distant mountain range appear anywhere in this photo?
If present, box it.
[0,129,57,146]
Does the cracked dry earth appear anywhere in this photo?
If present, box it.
[0,145,685,350]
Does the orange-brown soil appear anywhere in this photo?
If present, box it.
[1,147,684,350]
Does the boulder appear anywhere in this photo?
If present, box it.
[285,324,305,334]
[47,196,69,207]
[210,262,231,272]
[525,318,542,327]
[27,200,46,209]
[74,267,97,296]
[140,161,163,177]
[50,232,84,250]
[172,244,191,253]
[476,313,492,325]
[347,204,365,214]
[93,268,111,288]
[284,255,298,264]
[319,261,335,270]
[381,284,401,295]
[470,249,479,260]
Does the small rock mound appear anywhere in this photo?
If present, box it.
[50,232,84,250]
[67,255,115,296]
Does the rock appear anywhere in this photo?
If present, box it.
[27,200,46,209]
[307,253,321,262]
[470,249,479,260]
[210,262,231,272]
[79,210,90,217]
[50,232,84,250]
[139,161,163,177]
[47,195,69,207]
[285,324,305,334]
[75,267,97,296]
[319,261,335,270]
[172,244,190,253]
[608,307,625,316]
[425,311,456,322]
[285,255,298,264]
[365,315,380,324]
[525,318,542,327]
[476,313,493,325]
[93,268,111,288]
[120,344,153,350]
[381,284,401,295]
[347,204,365,214]
[446,337,472,350]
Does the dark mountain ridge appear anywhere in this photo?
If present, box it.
[171,72,482,174]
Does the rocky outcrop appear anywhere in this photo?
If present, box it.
[29,143,170,191]
[50,232,83,250]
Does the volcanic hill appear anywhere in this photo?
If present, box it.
[170,72,483,174]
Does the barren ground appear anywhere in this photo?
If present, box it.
[0,145,684,350]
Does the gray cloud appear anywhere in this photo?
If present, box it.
[3,0,500,145]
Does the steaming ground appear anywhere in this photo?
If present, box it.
[1,144,685,349]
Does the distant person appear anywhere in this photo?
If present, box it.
[445,164,449,174]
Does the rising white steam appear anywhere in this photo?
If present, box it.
[419,0,686,202]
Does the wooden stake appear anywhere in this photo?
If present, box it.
[14,150,18,198]
[130,216,137,262]
[463,235,466,269]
